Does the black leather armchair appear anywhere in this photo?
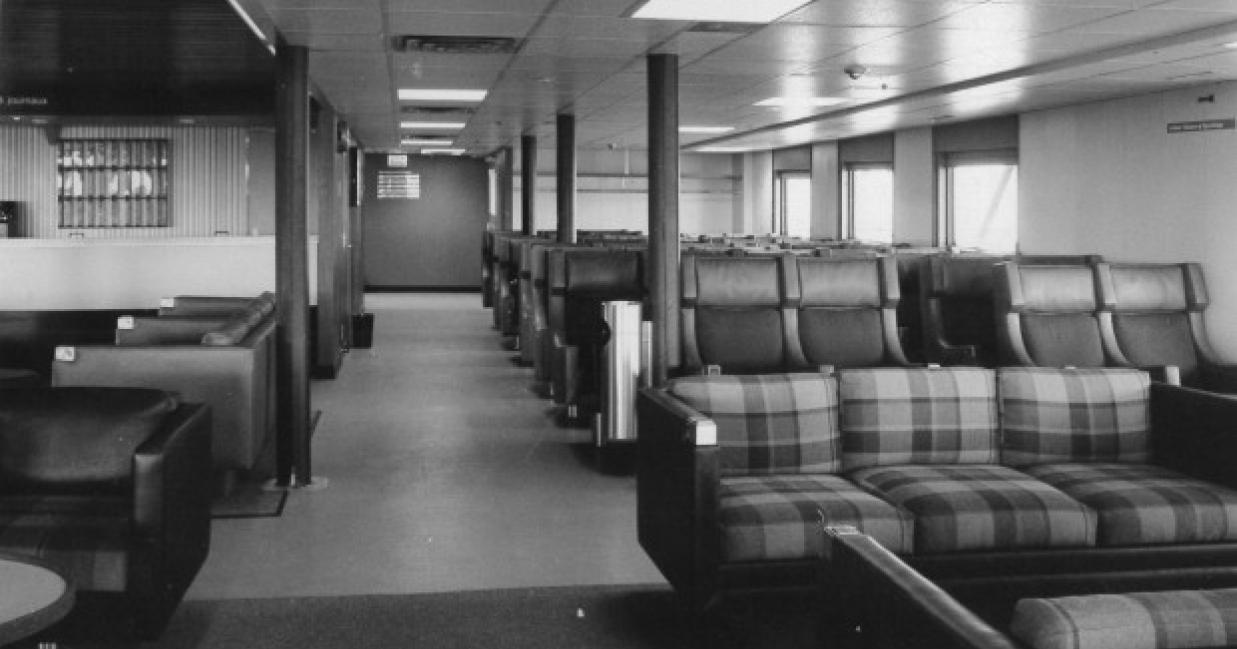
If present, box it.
[1100,262,1237,392]
[680,254,801,374]
[793,255,911,369]
[994,261,1128,368]
[0,387,212,641]
[922,255,1104,366]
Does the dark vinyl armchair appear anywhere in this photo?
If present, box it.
[0,387,212,641]
[1100,262,1237,392]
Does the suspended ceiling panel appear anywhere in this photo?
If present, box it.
[6,0,1237,154]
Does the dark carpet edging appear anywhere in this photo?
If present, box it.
[126,584,828,649]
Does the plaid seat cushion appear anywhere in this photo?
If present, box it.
[850,465,1096,554]
[1011,588,1237,649]
[838,368,998,471]
[999,368,1150,467]
[669,373,840,475]
[0,495,130,592]
[719,475,914,561]
[1026,463,1237,546]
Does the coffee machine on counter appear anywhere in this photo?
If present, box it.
[0,202,17,238]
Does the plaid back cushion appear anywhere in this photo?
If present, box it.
[838,368,998,471]
[668,373,839,475]
[999,368,1150,467]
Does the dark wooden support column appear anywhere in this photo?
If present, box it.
[498,146,514,231]
[648,53,680,386]
[556,114,576,244]
[275,37,313,486]
[521,134,537,236]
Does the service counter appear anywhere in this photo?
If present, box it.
[0,236,318,310]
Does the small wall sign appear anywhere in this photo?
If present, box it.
[377,171,421,199]
[1167,118,1235,134]
[386,154,409,168]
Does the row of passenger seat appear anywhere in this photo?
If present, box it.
[482,229,1237,419]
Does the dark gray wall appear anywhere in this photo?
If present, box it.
[362,154,487,288]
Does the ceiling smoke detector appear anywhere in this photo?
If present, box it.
[844,65,868,81]
[393,35,520,55]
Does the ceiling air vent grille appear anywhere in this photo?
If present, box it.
[393,35,520,55]
[687,22,763,34]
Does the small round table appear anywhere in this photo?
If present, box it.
[0,554,73,647]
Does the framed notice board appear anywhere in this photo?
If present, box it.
[56,139,171,228]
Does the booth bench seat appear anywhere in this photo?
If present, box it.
[51,293,276,491]
[637,366,1237,635]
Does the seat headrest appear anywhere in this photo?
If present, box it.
[797,258,883,308]
[1015,265,1098,311]
[564,250,643,298]
[1108,264,1189,312]
[933,256,1009,299]
[689,257,781,307]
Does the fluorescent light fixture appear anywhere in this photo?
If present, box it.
[224,0,275,55]
[755,96,847,108]
[680,125,735,134]
[401,138,455,146]
[631,0,810,23]
[400,121,466,130]
[1224,41,1237,49]
[398,89,487,102]
[420,148,467,156]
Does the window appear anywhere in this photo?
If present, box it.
[939,151,1018,253]
[842,163,893,243]
[777,172,812,238]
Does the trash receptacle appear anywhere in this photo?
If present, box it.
[594,300,643,448]
[0,202,16,238]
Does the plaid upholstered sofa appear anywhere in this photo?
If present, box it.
[636,365,1237,635]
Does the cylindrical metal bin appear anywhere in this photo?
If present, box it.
[595,300,643,447]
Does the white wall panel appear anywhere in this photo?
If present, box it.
[893,127,935,246]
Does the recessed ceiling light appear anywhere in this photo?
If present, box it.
[400,121,466,130]
[398,89,488,102]
[1224,41,1237,49]
[420,148,466,156]
[755,96,847,108]
[402,138,455,146]
[225,0,275,55]
[631,0,810,23]
[695,146,749,154]
[680,125,735,134]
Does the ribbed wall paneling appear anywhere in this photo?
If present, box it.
[0,124,249,239]
[0,126,57,238]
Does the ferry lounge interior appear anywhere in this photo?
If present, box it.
[8,0,1237,648]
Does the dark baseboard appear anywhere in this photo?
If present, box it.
[365,285,481,293]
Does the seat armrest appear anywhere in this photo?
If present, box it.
[1198,362,1237,393]
[636,388,720,610]
[937,342,980,366]
[1138,364,1180,386]
[549,332,579,406]
[132,402,213,541]
[1151,382,1237,489]
[825,527,1021,649]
